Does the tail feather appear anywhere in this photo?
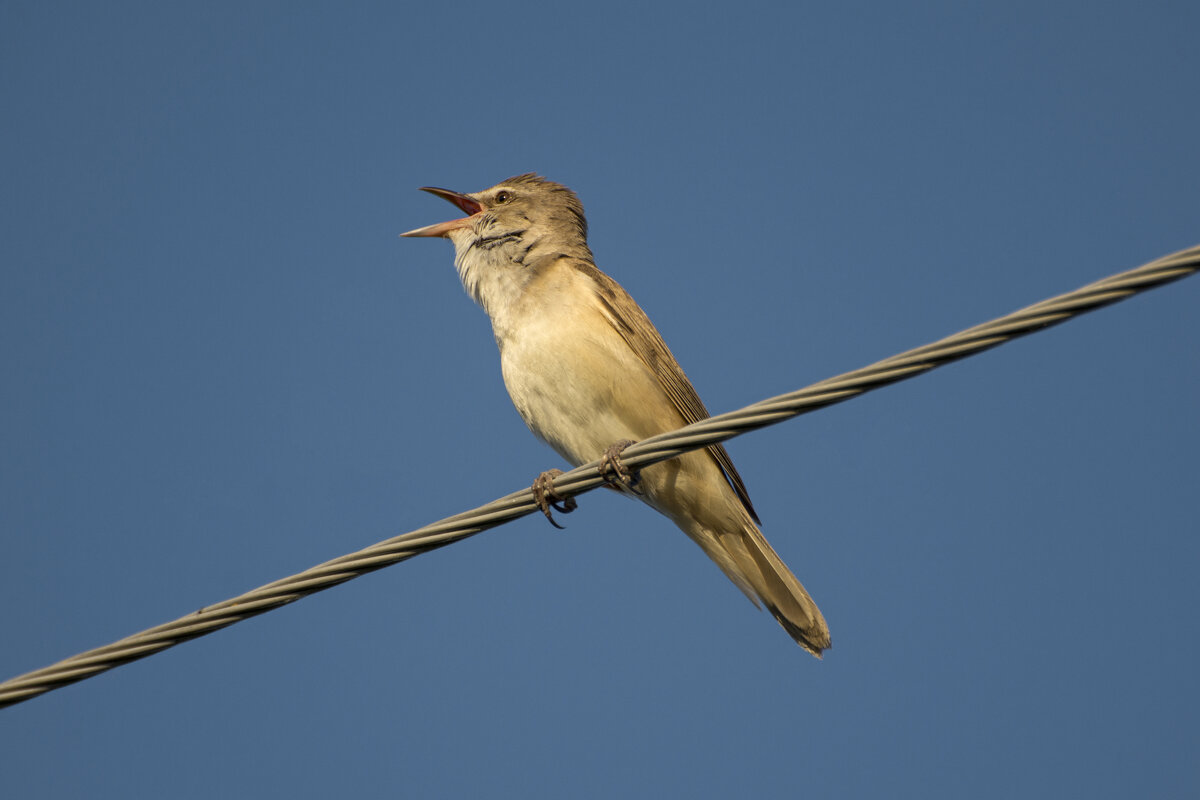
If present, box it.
[636,453,830,655]
[704,523,831,657]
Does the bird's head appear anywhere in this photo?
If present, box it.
[403,173,593,312]
[403,173,591,260]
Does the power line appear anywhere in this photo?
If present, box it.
[2,243,1196,709]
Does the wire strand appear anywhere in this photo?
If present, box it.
[2,243,1197,709]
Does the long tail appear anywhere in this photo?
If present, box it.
[635,452,831,655]
[688,519,831,657]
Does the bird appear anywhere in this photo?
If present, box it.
[402,173,830,655]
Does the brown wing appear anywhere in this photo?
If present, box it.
[572,258,761,524]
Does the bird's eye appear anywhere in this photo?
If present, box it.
[494,190,512,204]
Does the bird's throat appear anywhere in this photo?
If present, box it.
[452,234,537,321]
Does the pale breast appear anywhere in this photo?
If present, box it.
[495,271,681,467]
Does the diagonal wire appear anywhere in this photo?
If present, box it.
[2,243,1197,710]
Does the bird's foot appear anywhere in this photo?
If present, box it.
[598,439,639,490]
[532,468,577,529]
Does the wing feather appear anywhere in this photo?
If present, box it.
[570,258,761,524]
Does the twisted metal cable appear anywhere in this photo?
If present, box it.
[2,243,1197,709]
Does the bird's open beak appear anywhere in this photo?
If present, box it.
[400,187,484,238]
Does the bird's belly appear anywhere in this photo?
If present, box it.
[498,319,676,467]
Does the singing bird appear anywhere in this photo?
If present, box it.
[402,174,830,655]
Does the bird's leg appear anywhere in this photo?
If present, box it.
[532,468,577,529]
[598,439,639,491]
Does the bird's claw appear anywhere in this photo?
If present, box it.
[598,439,639,490]
[532,468,577,529]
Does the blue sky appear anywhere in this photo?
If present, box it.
[2,2,1198,797]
